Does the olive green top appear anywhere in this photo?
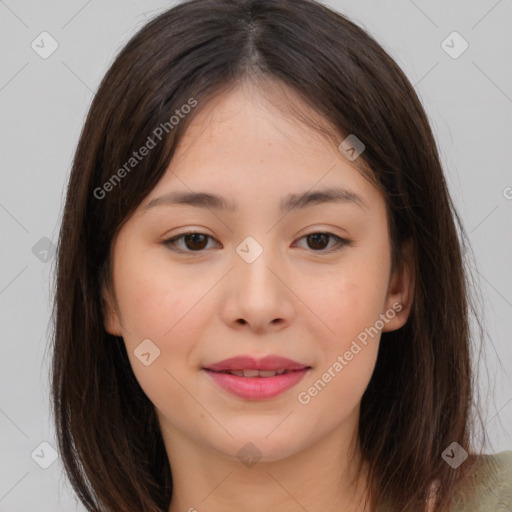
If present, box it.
[449,451,512,511]
[377,451,512,511]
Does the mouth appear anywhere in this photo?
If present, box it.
[202,355,312,400]
[203,354,310,373]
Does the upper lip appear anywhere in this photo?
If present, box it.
[204,355,310,372]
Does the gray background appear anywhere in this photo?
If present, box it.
[1,1,511,510]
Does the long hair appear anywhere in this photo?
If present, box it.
[50,1,486,510]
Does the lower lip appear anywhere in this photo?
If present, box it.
[203,369,310,400]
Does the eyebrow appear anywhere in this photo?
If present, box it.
[143,185,368,214]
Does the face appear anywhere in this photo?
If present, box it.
[102,81,414,464]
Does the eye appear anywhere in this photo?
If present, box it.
[293,232,351,252]
[163,232,220,252]
[163,231,351,254]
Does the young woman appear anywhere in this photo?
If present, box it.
[50,1,512,511]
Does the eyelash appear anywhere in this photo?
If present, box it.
[162,231,352,254]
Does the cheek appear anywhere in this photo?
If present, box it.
[296,277,384,420]
[116,269,209,415]
[113,254,209,388]
[297,250,390,406]
[115,248,206,337]
[314,258,390,344]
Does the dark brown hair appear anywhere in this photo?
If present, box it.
[50,0,487,510]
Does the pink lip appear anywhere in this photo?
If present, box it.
[204,369,310,400]
[203,355,311,400]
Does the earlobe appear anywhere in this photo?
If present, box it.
[101,284,123,336]
[382,239,415,332]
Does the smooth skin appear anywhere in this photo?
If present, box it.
[103,79,414,512]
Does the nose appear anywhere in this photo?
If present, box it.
[220,242,296,334]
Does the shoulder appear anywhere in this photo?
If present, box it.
[450,450,512,511]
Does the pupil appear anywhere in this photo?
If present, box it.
[186,233,207,250]
[308,233,328,250]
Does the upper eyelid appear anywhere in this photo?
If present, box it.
[166,231,220,244]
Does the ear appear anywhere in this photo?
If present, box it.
[382,238,415,333]
[101,283,123,336]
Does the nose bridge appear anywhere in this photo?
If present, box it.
[222,233,294,330]
[234,234,280,292]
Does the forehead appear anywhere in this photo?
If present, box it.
[175,79,342,160]
[143,81,383,212]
